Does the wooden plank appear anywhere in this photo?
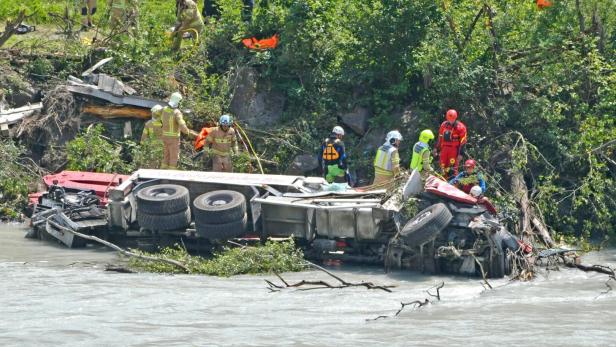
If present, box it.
[82,104,152,119]
[82,57,113,77]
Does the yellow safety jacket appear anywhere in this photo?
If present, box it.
[206,127,238,156]
[374,144,400,177]
[161,106,188,138]
[410,141,431,172]
[141,119,163,142]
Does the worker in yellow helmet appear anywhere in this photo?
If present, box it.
[409,129,435,178]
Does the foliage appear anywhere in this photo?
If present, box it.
[0,140,39,220]
[66,124,133,173]
[128,239,307,276]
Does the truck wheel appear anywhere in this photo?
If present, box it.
[137,208,191,231]
[193,190,246,225]
[136,184,190,214]
[195,214,248,239]
[400,203,452,246]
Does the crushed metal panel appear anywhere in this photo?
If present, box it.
[66,84,161,108]
[254,196,316,239]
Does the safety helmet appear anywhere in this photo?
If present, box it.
[470,185,482,197]
[151,105,163,119]
[446,109,458,122]
[168,92,183,108]
[332,126,345,136]
[419,129,434,143]
[219,114,233,126]
[386,130,403,143]
[464,159,476,170]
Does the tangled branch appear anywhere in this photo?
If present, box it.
[367,282,445,321]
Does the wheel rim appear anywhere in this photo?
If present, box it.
[150,188,174,198]
[409,210,432,227]
[212,199,228,206]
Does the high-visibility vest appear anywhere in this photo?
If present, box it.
[374,144,397,175]
[143,119,163,139]
[162,106,181,138]
[322,139,340,161]
[410,141,430,172]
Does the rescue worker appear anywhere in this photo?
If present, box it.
[372,130,403,188]
[81,0,97,30]
[139,105,164,169]
[173,0,205,50]
[449,159,486,195]
[318,126,347,184]
[107,0,129,29]
[434,109,467,179]
[409,129,435,177]
[160,92,198,169]
[205,114,239,172]
[141,105,163,143]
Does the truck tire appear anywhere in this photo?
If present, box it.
[136,184,190,215]
[196,214,248,239]
[193,190,246,225]
[137,208,191,231]
[400,203,452,246]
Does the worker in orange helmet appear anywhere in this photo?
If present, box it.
[433,109,467,179]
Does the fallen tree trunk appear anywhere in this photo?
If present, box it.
[82,104,152,119]
[46,218,189,273]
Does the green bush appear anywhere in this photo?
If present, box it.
[66,124,134,173]
[128,239,307,276]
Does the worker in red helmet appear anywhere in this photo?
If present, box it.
[434,109,467,179]
[449,159,486,194]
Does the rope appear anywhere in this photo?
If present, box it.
[234,122,264,174]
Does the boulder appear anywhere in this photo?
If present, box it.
[230,67,285,127]
[286,154,320,175]
[340,106,371,135]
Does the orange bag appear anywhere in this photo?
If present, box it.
[536,0,552,9]
[242,34,279,51]
[194,127,210,151]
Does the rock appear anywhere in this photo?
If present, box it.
[9,87,39,107]
[286,154,320,175]
[230,67,285,127]
[340,106,371,135]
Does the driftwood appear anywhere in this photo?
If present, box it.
[0,10,25,48]
[265,260,395,292]
[82,104,152,119]
[367,282,444,321]
[45,218,190,273]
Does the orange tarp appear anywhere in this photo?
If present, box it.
[242,34,279,51]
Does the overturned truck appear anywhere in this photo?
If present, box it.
[29,169,525,278]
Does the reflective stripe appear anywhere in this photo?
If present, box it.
[111,0,126,9]
[162,107,180,138]
[212,148,231,156]
[374,144,396,172]
[410,142,430,172]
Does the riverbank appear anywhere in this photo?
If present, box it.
[1,223,615,346]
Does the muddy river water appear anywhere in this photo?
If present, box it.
[0,224,615,346]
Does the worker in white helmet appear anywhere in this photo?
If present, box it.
[372,130,403,188]
[160,92,198,169]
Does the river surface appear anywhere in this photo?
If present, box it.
[0,224,615,347]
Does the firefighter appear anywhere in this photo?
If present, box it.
[160,92,198,169]
[318,126,347,184]
[449,159,486,195]
[173,0,205,50]
[107,0,132,29]
[141,105,163,142]
[372,130,403,188]
[409,129,435,177]
[205,114,239,172]
[434,109,467,179]
[81,0,97,30]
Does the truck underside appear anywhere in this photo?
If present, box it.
[28,169,524,278]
